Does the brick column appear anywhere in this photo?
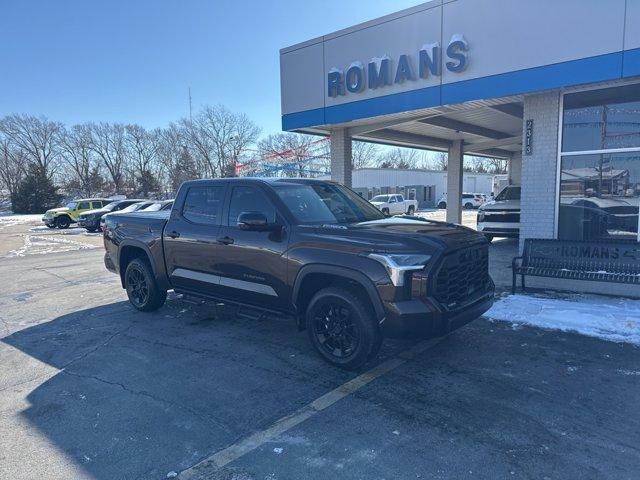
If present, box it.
[446,140,463,224]
[519,91,561,251]
[330,129,352,187]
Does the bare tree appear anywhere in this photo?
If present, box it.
[352,141,379,169]
[0,135,26,198]
[184,105,260,178]
[157,123,197,192]
[60,124,104,195]
[88,122,128,193]
[378,147,420,169]
[125,124,162,196]
[0,114,63,178]
[433,152,448,171]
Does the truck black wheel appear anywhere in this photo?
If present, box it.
[381,208,389,216]
[407,205,415,215]
[464,202,474,209]
[306,287,381,370]
[438,201,446,209]
[56,216,71,229]
[124,258,166,312]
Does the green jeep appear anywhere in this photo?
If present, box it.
[42,198,110,229]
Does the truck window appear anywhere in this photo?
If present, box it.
[228,186,276,226]
[77,201,90,210]
[91,201,103,209]
[183,186,225,225]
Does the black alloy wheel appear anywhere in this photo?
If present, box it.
[313,302,360,360]
[124,258,167,312]
[306,287,381,369]
[126,265,149,308]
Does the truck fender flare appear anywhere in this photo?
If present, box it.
[292,264,385,321]
[118,240,160,286]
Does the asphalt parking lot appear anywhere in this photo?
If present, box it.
[1,218,640,480]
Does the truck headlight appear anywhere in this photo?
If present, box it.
[367,253,431,287]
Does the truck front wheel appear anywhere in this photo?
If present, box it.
[306,287,382,370]
[124,258,167,312]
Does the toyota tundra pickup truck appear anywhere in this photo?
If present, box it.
[103,178,494,369]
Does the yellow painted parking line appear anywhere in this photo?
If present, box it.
[179,336,445,479]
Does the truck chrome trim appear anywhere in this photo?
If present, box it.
[171,268,278,297]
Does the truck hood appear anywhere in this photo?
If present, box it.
[304,217,486,253]
[480,199,520,211]
[45,207,69,215]
[370,202,385,206]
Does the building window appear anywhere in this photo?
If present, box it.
[559,84,640,241]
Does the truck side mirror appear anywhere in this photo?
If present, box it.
[237,211,269,231]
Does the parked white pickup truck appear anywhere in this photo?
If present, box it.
[370,194,418,215]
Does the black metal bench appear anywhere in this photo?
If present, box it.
[512,238,640,294]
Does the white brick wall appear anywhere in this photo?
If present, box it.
[520,91,561,250]
[330,129,352,187]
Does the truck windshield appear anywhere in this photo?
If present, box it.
[66,201,78,209]
[102,201,120,212]
[371,195,390,202]
[495,186,521,201]
[274,183,384,224]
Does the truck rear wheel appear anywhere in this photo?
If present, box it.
[407,205,415,215]
[306,287,381,370]
[124,258,166,312]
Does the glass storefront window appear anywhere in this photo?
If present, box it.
[559,152,640,241]
[559,84,640,242]
[562,84,640,153]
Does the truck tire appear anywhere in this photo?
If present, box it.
[306,287,382,370]
[124,258,167,312]
[381,208,390,216]
[407,205,415,215]
[56,216,71,229]
[438,201,446,209]
[464,202,474,209]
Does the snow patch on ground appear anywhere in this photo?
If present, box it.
[0,214,42,229]
[7,234,97,257]
[486,294,640,346]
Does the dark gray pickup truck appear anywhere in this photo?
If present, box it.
[104,178,494,369]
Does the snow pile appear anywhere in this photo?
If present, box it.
[486,294,640,346]
[0,214,42,228]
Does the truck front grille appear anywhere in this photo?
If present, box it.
[433,245,490,309]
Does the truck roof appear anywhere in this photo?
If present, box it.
[181,177,338,188]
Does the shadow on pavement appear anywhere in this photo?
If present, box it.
[2,298,366,479]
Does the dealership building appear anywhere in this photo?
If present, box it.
[280,0,640,272]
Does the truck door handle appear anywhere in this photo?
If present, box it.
[167,230,180,239]
[217,236,234,245]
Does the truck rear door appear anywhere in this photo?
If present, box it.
[163,182,228,297]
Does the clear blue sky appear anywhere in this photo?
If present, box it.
[0,0,422,136]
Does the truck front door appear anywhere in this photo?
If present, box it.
[214,184,290,310]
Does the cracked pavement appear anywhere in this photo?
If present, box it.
[1,231,640,479]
